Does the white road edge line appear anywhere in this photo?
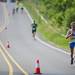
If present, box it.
[23,6,70,56]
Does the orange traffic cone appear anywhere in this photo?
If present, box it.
[6,41,10,48]
[34,59,42,74]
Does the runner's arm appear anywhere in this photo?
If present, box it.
[66,29,72,39]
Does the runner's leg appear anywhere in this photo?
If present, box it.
[33,32,36,40]
[71,48,74,64]
[70,42,74,64]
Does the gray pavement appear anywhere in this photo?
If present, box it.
[0,2,5,27]
[0,1,75,75]
[0,51,8,74]
[0,2,9,75]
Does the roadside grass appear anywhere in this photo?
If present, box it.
[22,1,70,52]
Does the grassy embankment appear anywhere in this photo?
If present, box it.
[22,1,69,52]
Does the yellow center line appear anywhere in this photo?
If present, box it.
[0,41,29,75]
[0,3,29,75]
[0,47,13,75]
[0,3,13,75]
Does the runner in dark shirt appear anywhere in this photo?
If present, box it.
[31,20,37,40]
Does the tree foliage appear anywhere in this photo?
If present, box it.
[33,0,75,33]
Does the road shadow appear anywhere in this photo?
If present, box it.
[29,73,75,75]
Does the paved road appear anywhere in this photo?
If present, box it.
[0,2,5,27]
[0,1,75,75]
[0,2,12,75]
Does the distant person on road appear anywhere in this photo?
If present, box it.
[15,0,19,13]
[31,20,37,40]
[21,7,24,13]
[19,3,24,13]
[15,7,19,13]
[66,22,75,65]
[12,8,15,15]
[15,2,24,13]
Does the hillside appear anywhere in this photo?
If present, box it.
[21,0,75,51]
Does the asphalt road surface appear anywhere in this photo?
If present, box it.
[0,1,75,75]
